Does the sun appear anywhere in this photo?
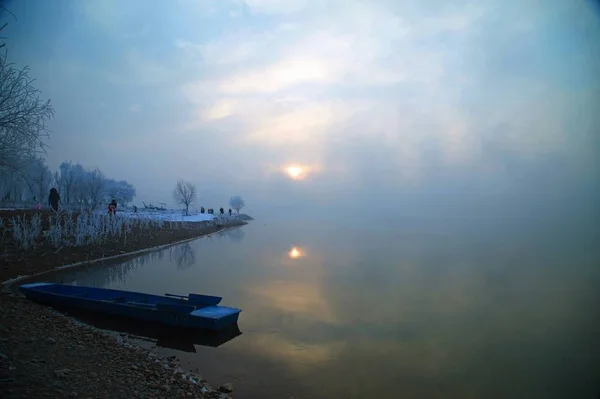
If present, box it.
[286,165,305,180]
[288,247,303,259]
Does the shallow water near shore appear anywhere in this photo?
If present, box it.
[49,215,600,399]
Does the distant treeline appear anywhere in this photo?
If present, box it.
[0,160,136,209]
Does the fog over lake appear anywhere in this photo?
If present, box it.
[6,0,599,397]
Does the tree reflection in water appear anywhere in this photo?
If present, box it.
[65,250,165,287]
[169,243,196,270]
[55,242,199,287]
[224,227,245,243]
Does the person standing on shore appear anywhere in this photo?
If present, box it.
[228,208,232,217]
[220,207,224,215]
[48,188,60,212]
[108,199,117,216]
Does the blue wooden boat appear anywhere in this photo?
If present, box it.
[19,282,241,331]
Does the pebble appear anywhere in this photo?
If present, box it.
[54,369,71,379]
[45,337,56,345]
[218,383,234,393]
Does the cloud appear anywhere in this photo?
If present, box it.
[218,56,339,94]
[111,50,175,86]
[32,0,599,211]
[172,2,470,181]
[242,0,310,14]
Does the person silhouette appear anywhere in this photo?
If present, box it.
[48,188,60,212]
[108,199,117,216]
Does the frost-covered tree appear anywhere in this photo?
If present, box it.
[0,158,49,205]
[1,14,7,53]
[55,161,81,204]
[0,168,14,201]
[26,157,52,202]
[85,168,105,210]
[173,180,196,216]
[229,195,245,214]
[0,12,53,205]
[0,168,25,203]
[0,50,54,175]
[50,163,136,209]
[104,178,136,205]
[70,163,87,206]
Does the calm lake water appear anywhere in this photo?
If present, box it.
[50,216,600,399]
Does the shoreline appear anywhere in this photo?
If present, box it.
[0,215,249,398]
[2,221,245,292]
[0,209,248,283]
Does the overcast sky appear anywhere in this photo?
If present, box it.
[3,0,599,219]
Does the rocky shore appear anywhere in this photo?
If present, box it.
[0,209,248,398]
[0,295,234,398]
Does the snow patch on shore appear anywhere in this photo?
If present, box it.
[114,211,215,223]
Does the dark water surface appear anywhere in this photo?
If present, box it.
[51,217,600,399]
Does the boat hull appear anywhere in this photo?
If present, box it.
[54,306,243,351]
[19,283,241,332]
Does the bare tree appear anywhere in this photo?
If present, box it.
[173,180,196,216]
[70,163,87,206]
[0,53,54,175]
[56,161,80,204]
[0,167,23,204]
[0,6,16,53]
[86,168,105,210]
[229,195,245,214]
[0,167,12,201]
[0,21,7,53]
[26,157,51,202]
